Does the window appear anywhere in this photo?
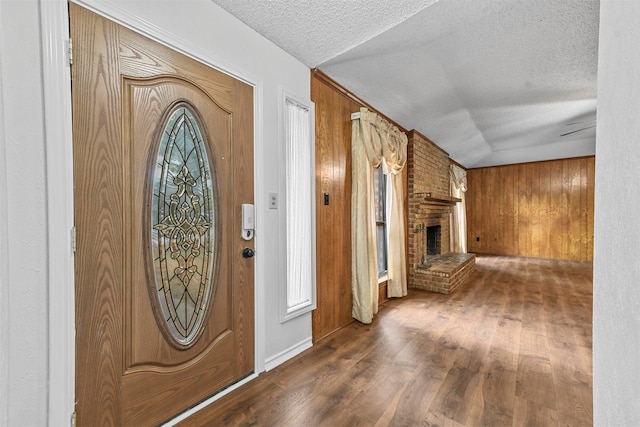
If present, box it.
[279,91,316,322]
[373,166,388,276]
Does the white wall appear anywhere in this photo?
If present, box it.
[0,1,50,425]
[0,4,10,425]
[0,0,313,424]
[594,0,640,424]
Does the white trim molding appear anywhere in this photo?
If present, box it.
[264,337,313,372]
[0,3,10,424]
[252,81,267,375]
[40,1,75,425]
[278,88,317,323]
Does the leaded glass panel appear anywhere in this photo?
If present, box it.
[151,103,216,346]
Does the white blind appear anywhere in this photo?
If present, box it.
[284,97,314,314]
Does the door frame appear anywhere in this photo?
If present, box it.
[42,1,266,425]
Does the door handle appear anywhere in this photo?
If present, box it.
[242,247,255,258]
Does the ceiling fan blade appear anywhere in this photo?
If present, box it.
[565,118,597,126]
[560,125,596,137]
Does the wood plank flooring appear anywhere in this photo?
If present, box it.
[179,255,592,426]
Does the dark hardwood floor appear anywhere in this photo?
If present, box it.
[179,255,593,426]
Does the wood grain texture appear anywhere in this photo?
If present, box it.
[310,71,407,341]
[180,255,593,426]
[71,5,123,424]
[467,157,595,261]
[311,75,355,341]
[232,76,256,380]
[72,5,253,425]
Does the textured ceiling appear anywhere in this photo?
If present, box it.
[211,0,599,168]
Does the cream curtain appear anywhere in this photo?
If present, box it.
[351,108,408,324]
[385,169,407,298]
[450,164,468,253]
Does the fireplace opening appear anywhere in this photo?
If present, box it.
[426,225,441,256]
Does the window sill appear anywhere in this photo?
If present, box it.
[377,273,389,284]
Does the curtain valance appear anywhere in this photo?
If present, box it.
[358,108,408,173]
[450,163,467,192]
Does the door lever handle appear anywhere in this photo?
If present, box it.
[242,247,255,258]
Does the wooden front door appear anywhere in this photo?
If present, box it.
[71,4,254,425]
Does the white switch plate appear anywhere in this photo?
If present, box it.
[268,192,278,209]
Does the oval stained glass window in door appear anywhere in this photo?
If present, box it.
[151,103,216,346]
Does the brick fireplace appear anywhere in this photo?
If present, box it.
[407,130,475,293]
[410,194,455,268]
[407,130,454,269]
[412,206,451,268]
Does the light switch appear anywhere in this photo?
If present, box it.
[268,192,278,209]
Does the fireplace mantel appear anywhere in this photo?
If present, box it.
[413,192,461,206]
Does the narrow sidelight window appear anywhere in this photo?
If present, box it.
[280,92,316,322]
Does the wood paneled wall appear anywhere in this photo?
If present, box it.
[466,156,595,261]
[311,72,356,342]
[311,70,408,342]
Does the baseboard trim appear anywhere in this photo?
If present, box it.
[264,337,313,371]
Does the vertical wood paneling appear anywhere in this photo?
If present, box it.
[466,157,595,261]
[496,167,506,254]
[512,165,520,256]
[488,167,498,252]
[311,80,328,338]
[311,76,357,341]
[539,161,552,259]
[550,160,566,258]
[327,88,340,332]
[504,165,516,255]
[586,159,595,261]
[568,160,582,261]
[579,158,588,261]
[468,170,477,252]
[530,163,541,258]
[311,71,406,341]
[467,170,476,252]
[518,164,530,256]
[338,91,354,326]
[478,168,488,253]
[473,168,483,253]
